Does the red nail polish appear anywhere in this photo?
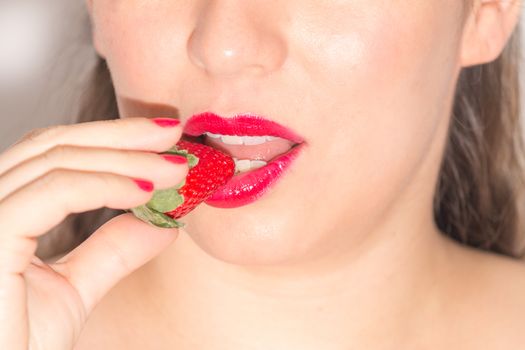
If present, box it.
[162,154,188,164]
[133,178,154,192]
[151,118,181,127]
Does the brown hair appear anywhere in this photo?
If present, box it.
[37,17,525,260]
[435,26,525,258]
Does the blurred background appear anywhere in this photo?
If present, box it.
[0,0,95,151]
[0,1,524,152]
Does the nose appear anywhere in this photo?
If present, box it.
[187,1,287,78]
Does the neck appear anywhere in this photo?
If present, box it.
[132,116,456,349]
[135,206,451,348]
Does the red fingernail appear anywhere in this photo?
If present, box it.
[151,118,181,127]
[133,178,154,192]
[162,154,188,164]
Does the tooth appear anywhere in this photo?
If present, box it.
[266,136,278,141]
[250,160,267,169]
[242,135,267,145]
[221,135,244,145]
[235,159,251,173]
[205,132,221,138]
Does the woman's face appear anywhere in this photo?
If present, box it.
[89,1,467,265]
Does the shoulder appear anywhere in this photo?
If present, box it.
[462,245,525,306]
[441,241,525,348]
[474,249,525,323]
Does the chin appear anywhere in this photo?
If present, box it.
[182,204,314,266]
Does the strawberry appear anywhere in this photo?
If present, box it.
[129,140,235,228]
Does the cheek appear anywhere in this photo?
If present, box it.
[92,1,192,100]
[88,0,465,262]
[301,2,462,109]
[293,2,463,229]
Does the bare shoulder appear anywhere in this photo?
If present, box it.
[465,245,525,302]
[442,240,525,347]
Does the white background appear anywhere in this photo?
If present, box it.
[0,0,524,152]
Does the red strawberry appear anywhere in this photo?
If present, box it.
[129,140,235,228]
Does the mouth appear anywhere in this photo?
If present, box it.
[182,112,305,175]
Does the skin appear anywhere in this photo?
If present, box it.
[0,0,523,349]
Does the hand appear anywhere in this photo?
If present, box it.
[0,117,188,350]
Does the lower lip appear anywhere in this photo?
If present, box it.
[204,143,305,208]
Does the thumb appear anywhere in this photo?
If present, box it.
[52,213,178,313]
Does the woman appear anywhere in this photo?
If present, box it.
[0,0,524,348]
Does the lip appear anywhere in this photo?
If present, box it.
[183,112,306,208]
[183,112,305,144]
[204,143,305,208]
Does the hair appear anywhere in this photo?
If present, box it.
[434,27,525,258]
[36,7,525,260]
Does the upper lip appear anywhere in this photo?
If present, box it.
[183,112,305,144]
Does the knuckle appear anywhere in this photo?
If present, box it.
[19,128,47,142]
[99,233,133,272]
[107,118,123,125]
[38,168,73,190]
[98,118,121,131]
[120,148,141,163]
[125,150,163,169]
[35,170,120,209]
[20,125,64,144]
[39,168,116,191]
[41,144,74,164]
[96,172,116,190]
[105,118,144,149]
[92,172,128,198]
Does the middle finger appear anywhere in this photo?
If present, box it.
[0,145,188,201]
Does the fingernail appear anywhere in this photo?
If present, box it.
[162,154,188,164]
[151,118,181,128]
[133,178,154,192]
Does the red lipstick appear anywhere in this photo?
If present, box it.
[183,112,306,208]
[183,112,305,144]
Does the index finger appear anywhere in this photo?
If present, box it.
[0,117,182,175]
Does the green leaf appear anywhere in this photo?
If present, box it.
[128,205,185,228]
[165,145,186,154]
[128,143,204,228]
[145,187,185,213]
[163,146,199,169]
[186,153,199,168]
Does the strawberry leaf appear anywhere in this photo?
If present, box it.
[146,188,185,213]
[128,205,185,228]
[129,143,205,227]
[164,147,199,169]
[185,153,199,168]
